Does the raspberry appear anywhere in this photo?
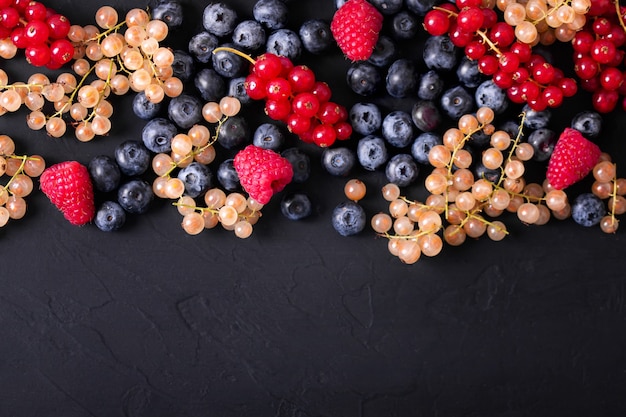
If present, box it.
[233,145,293,204]
[546,128,602,190]
[330,0,383,62]
[40,161,95,225]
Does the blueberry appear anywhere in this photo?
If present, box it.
[217,159,240,191]
[142,118,177,153]
[349,102,382,136]
[405,0,439,15]
[178,162,214,198]
[228,77,252,104]
[368,35,396,67]
[332,201,366,236]
[232,20,266,51]
[88,155,121,193]
[217,116,249,149]
[202,3,238,37]
[440,85,475,120]
[194,68,227,102]
[150,0,183,29]
[475,79,508,114]
[252,123,285,150]
[391,11,419,40]
[321,147,356,176]
[423,35,459,72]
[522,104,551,130]
[266,29,302,61]
[347,61,381,96]
[499,120,520,139]
[94,201,126,232]
[212,43,247,78]
[474,161,501,183]
[188,31,219,63]
[527,128,557,162]
[117,179,154,214]
[115,140,151,176]
[456,56,485,88]
[385,154,419,187]
[382,110,413,148]
[411,132,442,165]
[281,192,313,220]
[253,0,288,30]
[411,100,442,132]
[357,135,388,171]
[571,110,602,140]
[468,128,491,149]
[386,58,418,98]
[170,49,194,82]
[281,147,310,183]
[417,70,444,101]
[299,19,333,55]
[168,94,202,129]
[571,193,606,227]
[132,91,162,120]
[369,0,403,15]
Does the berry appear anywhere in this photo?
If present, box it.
[299,19,333,55]
[357,135,388,171]
[331,201,366,236]
[88,155,121,193]
[322,147,356,176]
[40,161,95,226]
[177,162,214,198]
[423,35,459,71]
[522,104,551,129]
[212,43,247,78]
[217,116,249,149]
[168,94,202,129]
[232,20,266,51]
[233,145,294,204]
[390,10,420,40]
[349,102,382,135]
[194,68,226,102]
[117,179,154,214]
[417,70,444,100]
[475,79,508,114]
[171,50,195,82]
[142,118,177,153]
[266,29,302,61]
[385,58,418,98]
[330,0,383,61]
[252,123,285,150]
[385,154,419,186]
[546,128,602,190]
[527,128,557,162]
[115,140,151,177]
[253,0,289,30]
[202,2,237,37]
[571,111,603,140]
[411,132,442,165]
[133,91,162,120]
[368,35,396,67]
[94,201,126,232]
[411,100,442,132]
[151,0,183,29]
[440,85,474,120]
[346,61,381,95]
[382,110,413,148]
[188,32,219,63]
[281,147,311,183]
[217,159,240,191]
[571,193,606,227]
[281,192,313,220]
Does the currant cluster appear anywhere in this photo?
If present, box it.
[174,188,263,238]
[423,1,578,111]
[572,7,626,112]
[370,107,577,264]
[497,0,591,46]
[0,0,73,68]
[233,49,352,147]
[0,134,46,227]
[0,6,181,140]
[590,156,626,233]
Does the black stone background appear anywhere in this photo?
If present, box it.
[1,0,626,416]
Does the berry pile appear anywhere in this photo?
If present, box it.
[2,0,626,263]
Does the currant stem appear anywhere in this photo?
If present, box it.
[212,46,256,65]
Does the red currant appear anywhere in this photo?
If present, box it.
[488,22,515,48]
[477,54,499,75]
[334,121,352,141]
[24,1,47,21]
[287,65,316,93]
[423,9,450,36]
[541,85,563,108]
[265,77,292,101]
[253,53,283,80]
[0,6,20,28]
[25,43,51,66]
[590,39,617,65]
[456,7,484,33]
[312,123,336,147]
[572,31,595,54]
[46,14,71,39]
[493,70,514,89]
[310,81,332,103]
[292,92,320,118]
[599,67,624,91]
[498,51,520,73]
[24,20,50,45]
[592,89,619,113]
[286,113,312,135]
[49,39,74,65]
[244,74,267,100]
[532,62,555,85]
[264,99,291,120]
[464,40,486,60]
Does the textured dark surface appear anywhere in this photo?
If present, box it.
[2,0,626,416]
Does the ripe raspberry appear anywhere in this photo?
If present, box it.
[233,145,294,204]
[546,127,602,190]
[40,161,95,225]
[330,0,383,62]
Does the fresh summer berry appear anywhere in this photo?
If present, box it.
[40,161,95,226]
[94,201,126,232]
[88,155,121,193]
[281,147,311,183]
[322,147,356,176]
[217,159,240,191]
[571,193,606,227]
[115,140,151,177]
[546,128,602,190]
[331,200,366,236]
[177,162,214,198]
[281,192,313,220]
[385,153,419,186]
[233,145,294,204]
[117,179,154,214]
[330,0,383,61]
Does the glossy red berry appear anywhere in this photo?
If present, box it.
[244,74,267,100]
[253,53,283,80]
[0,6,20,28]
[24,1,47,21]
[265,77,292,101]
[286,113,312,135]
[287,65,316,93]
[488,22,515,48]
[592,89,619,113]
[599,67,624,91]
[46,14,71,39]
[423,9,450,36]
[312,123,336,147]
[590,39,617,65]
[292,92,320,118]
[265,99,292,120]
[49,38,74,65]
[310,81,332,103]
[25,43,51,66]
[24,20,50,45]
[335,121,352,140]
[456,7,484,33]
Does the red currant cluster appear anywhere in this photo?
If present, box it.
[423,0,578,111]
[228,48,352,147]
[572,4,626,113]
[0,0,73,68]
